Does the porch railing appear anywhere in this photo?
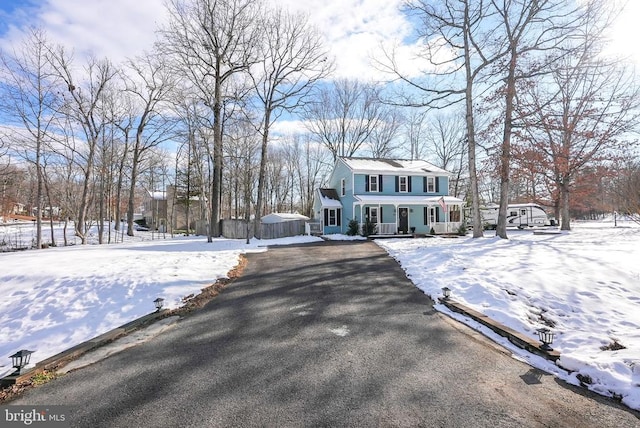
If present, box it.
[376,223,397,235]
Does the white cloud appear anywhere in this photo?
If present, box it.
[0,0,167,64]
[0,0,424,80]
[606,1,640,65]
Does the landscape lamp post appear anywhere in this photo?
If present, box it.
[537,328,555,351]
[442,287,451,300]
[154,297,165,312]
[9,349,34,375]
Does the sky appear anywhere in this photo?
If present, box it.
[0,218,638,411]
[0,0,637,83]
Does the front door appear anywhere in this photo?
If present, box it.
[398,207,409,233]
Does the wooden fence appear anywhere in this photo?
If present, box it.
[220,219,307,240]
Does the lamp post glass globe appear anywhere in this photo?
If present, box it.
[537,328,555,351]
[442,287,451,299]
[10,349,34,375]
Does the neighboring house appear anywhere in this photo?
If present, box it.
[313,157,465,235]
[143,185,206,233]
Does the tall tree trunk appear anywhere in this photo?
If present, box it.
[127,149,140,237]
[255,110,271,239]
[560,180,571,230]
[496,47,518,239]
[464,4,483,239]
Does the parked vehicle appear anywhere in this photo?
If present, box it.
[468,203,556,229]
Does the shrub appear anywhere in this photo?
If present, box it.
[457,223,468,236]
[362,218,377,237]
[429,227,435,235]
[346,219,359,236]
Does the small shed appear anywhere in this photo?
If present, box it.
[260,212,310,224]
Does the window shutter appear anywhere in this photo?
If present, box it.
[423,177,427,192]
[365,206,370,219]
[337,209,341,226]
[436,208,441,222]
[423,207,428,225]
[379,175,383,192]
[395,176,399,192]
[408,176,412,192]
[435,177,440,193]
[365,175,370,192]
[324,209,329,225]
[380,207,383,222]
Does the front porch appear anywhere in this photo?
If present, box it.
[359,221,464,236]
[353,195,464,236]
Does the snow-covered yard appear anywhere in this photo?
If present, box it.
[376,218,640,410]
[0,224,322,379]
[0,218,638,411]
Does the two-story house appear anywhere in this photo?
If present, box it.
[313,157,464,235]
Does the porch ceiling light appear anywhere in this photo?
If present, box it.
[537,328,555,351]
[154,297,165,312]
[9,349,34,375]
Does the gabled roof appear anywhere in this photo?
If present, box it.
[339,157,450,176]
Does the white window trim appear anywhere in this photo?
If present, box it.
[328,208,338,226]
[369,175,379,192]
[369,207,379,223]
[399,176,408,193]
[428,207,436,224]
[426,177,435,193]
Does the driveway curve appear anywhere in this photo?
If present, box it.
[10,241,640,427]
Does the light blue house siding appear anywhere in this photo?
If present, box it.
[316,157,464,235]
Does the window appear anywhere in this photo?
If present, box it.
[329,209,336,225]
[510,211,517,216]
[341,178,346,197]
[399,176,408,192]
[521,209,527,216]
[324,208,341,227]
[424,206,436,224]
[449,205,461,222]
[369,175,378,192]
[425,177,435,193]
[368,207,378,223]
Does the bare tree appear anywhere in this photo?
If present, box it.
[367,108,404,158]
[380,0,506,237]
[402,110,428,161]
[489,0,586,238]
[515,43,640,230]
[159,0,262,239]
[122,52,177,236]
[0,27,61,248]
[250,7,332,233]
[303,79,386,161]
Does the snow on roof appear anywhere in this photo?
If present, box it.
[317,188,343,208]
[340,157,450,175]
[261,213,310,223]
[148,190,166,200]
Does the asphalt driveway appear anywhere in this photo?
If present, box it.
[9,241,640,427]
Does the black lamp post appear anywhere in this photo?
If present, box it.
[537,328,555,351]
[442,287,451,299]
[9,349,34,375]
[154,297,165,312]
